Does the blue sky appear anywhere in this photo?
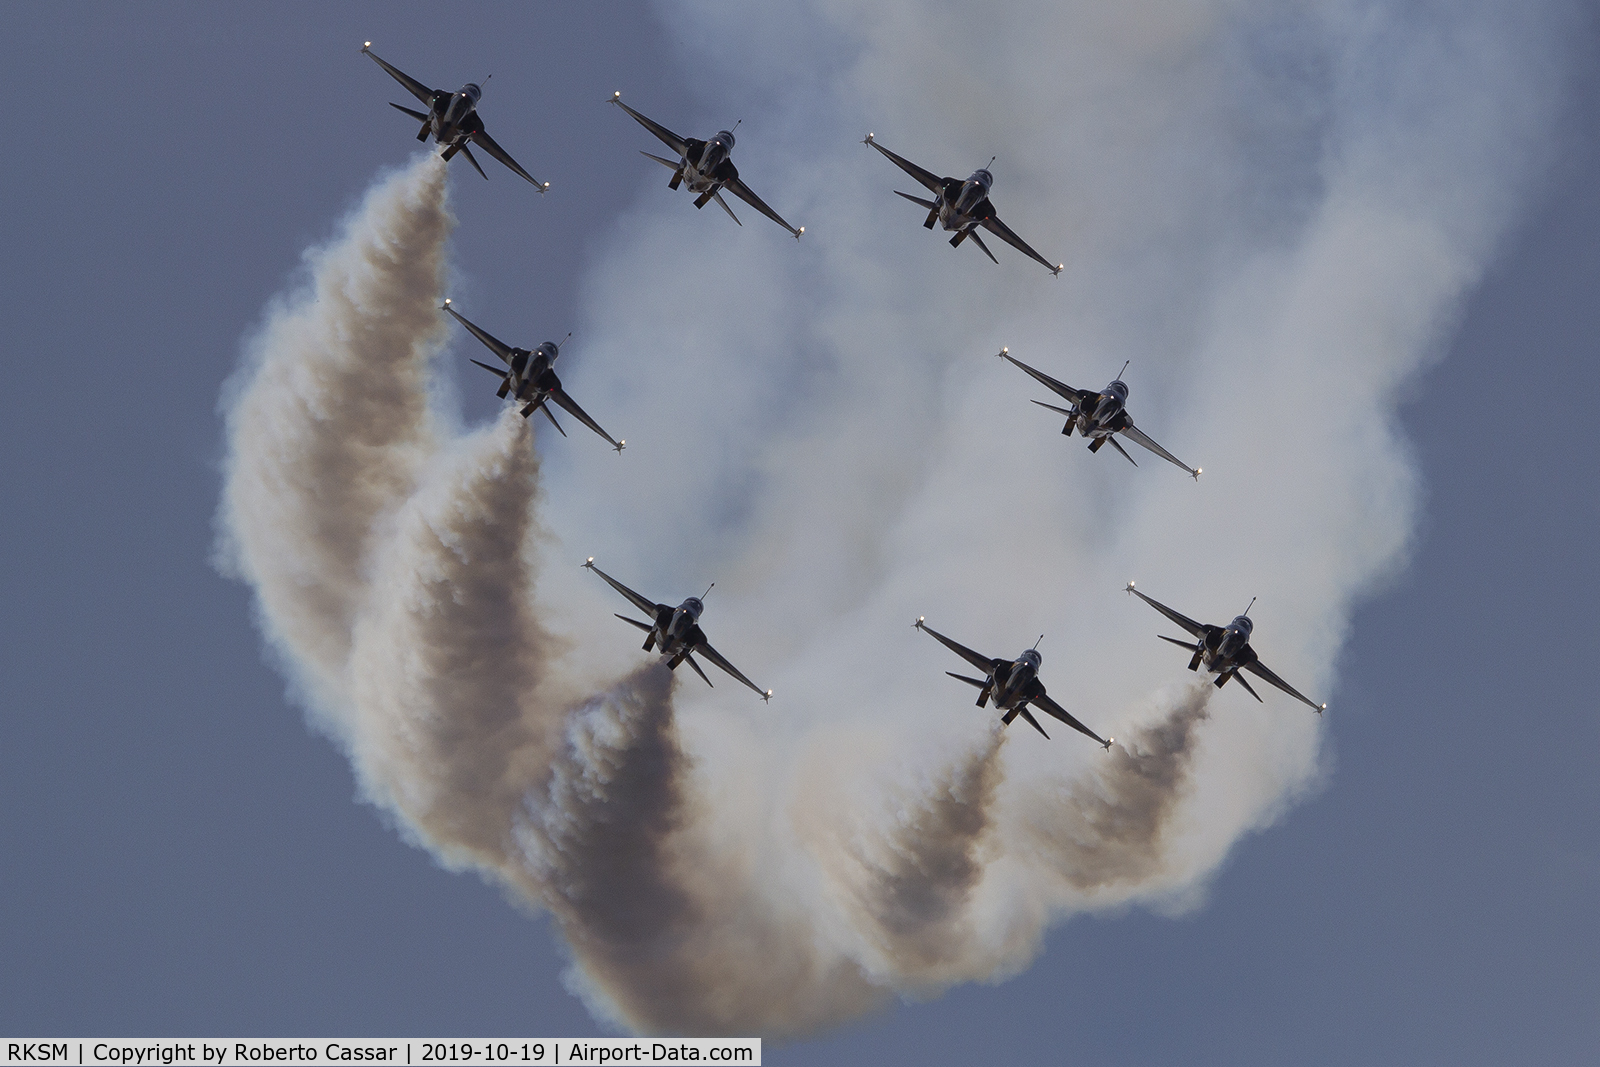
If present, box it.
[2,3,1596,1062]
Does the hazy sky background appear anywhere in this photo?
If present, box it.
[2,2,1597,1063]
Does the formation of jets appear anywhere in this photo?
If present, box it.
[356,43,1329,743]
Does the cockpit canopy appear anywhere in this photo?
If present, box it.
[460,83,483,104]
[968,168,993,190]
[536,341,560,361]
[1105,380,1129,401]
[715,130,736,148]
[1019,648,1042,670]
[1230,615,1254,637]
[679,597,704,619]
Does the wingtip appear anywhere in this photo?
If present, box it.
[1193,467,1202,481]
[795,226,805,238]
[862,131,875,145]
[1051,264,1063,277]
[1103,737,1114,751]
[1125,580,1136,594]
[440,298,451,310]
[362,41,372,51]
[583,557,595,570]
[997,346,1009,358]
[763,689,773,703]
[614,440,626,454]
[610,90,622,103]
[914,615,925,630]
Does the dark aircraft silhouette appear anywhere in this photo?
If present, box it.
[1125,582,1325,712]
[362,43,547,189]
[585,559,772,701]
[862,133,1062,275]
[998,348,1200,478]
[914,617,1111,747]
[442,301,623,452]
[609,92,803,238]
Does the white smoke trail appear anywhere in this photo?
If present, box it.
[216,154,452,728]
[219,0,1576,1041]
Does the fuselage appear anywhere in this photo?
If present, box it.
[1072,380,1131,439]
[428,83,482,144]
[502,340,560,404]
[651,597,704,658]
[935,169,994,232]
[676,131,737,193]
[1200,614,1254,673]
[986,648,1042,710]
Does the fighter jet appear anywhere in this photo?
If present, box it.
[442,301,623,452]
[1125,582,1325,712]
[997,348,1200,479]
[608,92,803,238]
[913,617,1111,747]
[862,133,1062,275]
[584,559,772,701]
[362,42,548,189]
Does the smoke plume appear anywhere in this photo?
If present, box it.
[218,0,1574,1039]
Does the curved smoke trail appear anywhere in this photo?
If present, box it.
[217,154,451,726]
[219,0,1572,1041]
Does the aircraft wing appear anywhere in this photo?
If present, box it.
[362,46,436,107]
[723,177,802,237]
[1126,585,1209,640]
[979,212,1063,275]
[1119,421,1199,479]
[611,96,689,157]
[548,387,623,452]
[1030,690,1111,748]
[584,561,664,619]
[998,349,1092,406]
[1241,659,1325,713]
[915,619,1000,676]
[863,135,945,195]
[469,129,546,189]
[693,639,770,700]
[442,304,514,365]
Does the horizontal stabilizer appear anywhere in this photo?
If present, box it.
[945,672,989,689]
[614,614,653,633]
[389,102,430,121]
[458,143,488,180]
[1233,671,1263,702]
[469,359,508,379]
[712,191,741,226]
[894,190,939,210]
[640,150,681,170]
[1107,434,1138,467]
[683,653,713,687]
[1157,634,1200,651]
[1030,399,1076,418]
[1018,706,1050,739]
[966,228,999,264]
